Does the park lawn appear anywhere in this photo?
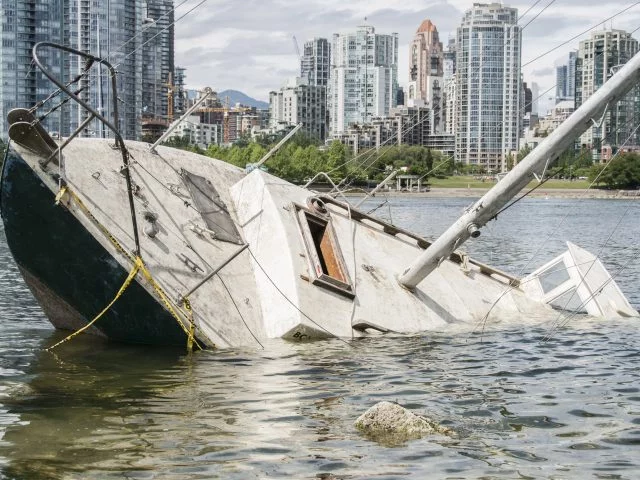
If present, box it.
[428,176,592,190]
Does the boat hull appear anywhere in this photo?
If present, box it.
[0,150,189,346]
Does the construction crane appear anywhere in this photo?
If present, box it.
[224,95,230,144]
[165,72,175,123]
[292,35,301,62]
[190,96,254,144]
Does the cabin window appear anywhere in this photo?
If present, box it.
[295,205,354,298]
[538,260,571,294]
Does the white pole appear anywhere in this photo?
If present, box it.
[150,87,212,153]
[398,49,640,290]
[253,123,302,169]
[354,169,397,208]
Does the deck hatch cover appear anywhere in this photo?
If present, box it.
[180,169,242,244]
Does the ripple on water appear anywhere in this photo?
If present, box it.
[0,203,638,478]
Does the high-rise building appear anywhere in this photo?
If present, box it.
[576,29,639,162]
[0,1,158,141]
[443,79,457,135]
[443,38,456,81]
[173,66,188,116]
[329,24,398,134]
[530,82,539,115]
[521,81,535,137]
[299,37,330,139]
[301,38,330,87]
[455,3,521,172]
[407,19,444,133]
[142,0,175,123]
[67,0,145,140]
[270,77,328,140]
[0,1,65,137]
[556,51,577,104]
[396,87,405,107]
[443,39,457,135]
[522,82,533,115]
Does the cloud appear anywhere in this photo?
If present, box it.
[366,3,464,39]
[174,0,640,103]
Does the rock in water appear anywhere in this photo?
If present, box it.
[354,401,453,445]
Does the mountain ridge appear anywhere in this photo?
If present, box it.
[217,89,269,109]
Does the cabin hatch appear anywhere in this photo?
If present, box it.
[295,204,354,299]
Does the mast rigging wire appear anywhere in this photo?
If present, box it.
[522,1,640,67]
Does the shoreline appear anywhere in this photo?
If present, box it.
[345,187,640,199]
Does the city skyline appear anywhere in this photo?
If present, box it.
[175,0,640,114]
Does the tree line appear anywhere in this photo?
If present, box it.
[165,132,449,185]
[550,146,640,189]
[163,133,640,190]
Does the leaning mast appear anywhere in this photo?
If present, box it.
[398,50,640,290]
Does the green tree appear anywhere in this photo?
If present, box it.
[589,153,640,189]
[506,153,515,171]
[162,135,204,154]
[233,132,251,148]
[325,141,350,180]
[517,144,532,164]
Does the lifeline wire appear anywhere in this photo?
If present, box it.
[522,1,640,67]
[393,4,638,188]
[544,211,637,340]
[329,0,572,194]
[114,0,208,70]
[476,112,640,327]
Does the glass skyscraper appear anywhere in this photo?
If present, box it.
[0,0,174,141]
[142,0,174,122]
[0,0,65,137]
[455,3,521,172]
[301,38,330,88]
[556,51,577,104]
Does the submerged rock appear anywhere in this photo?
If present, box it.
[354,401,453,445]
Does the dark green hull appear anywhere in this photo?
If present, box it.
[0,150,188,346]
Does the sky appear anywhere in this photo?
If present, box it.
[174,0,640,115]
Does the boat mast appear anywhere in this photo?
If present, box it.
[398,50,640,290]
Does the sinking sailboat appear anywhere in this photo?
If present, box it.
[1,43,638,349]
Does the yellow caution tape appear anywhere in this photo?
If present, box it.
[46,257,142,351]
[49,185,203,351]
[183,298,195,353]
[138,262,202,350]
[55,185,134,261]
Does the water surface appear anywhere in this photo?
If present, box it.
[0,196,638,479]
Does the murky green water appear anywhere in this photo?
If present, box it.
[0,197,639,479]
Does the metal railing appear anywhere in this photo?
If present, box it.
[32,42,141,256]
